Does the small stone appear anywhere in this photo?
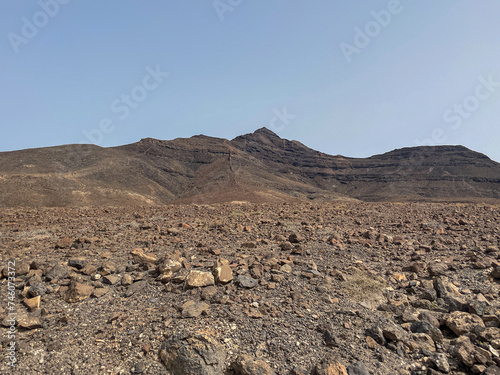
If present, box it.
[201,286,218,301]
[410,321,444,343]
[428,262,449,276]
[186,270,215,288]
[28,282,47,297]
[125,280,149,297]
[366,336,377,350]
[428,353,450,373]
[409,333,435,352]
[483,366,500,375]
[181,301,210,318]
[392,273,406,282]
[446,311,485,336]
[131,248,157,264]
[289,232,303,243]
[237,275,257,289]
[158,271,174,283]
[478,327,500,343]
[131,361,147,374]
[92,287,109,298]
[102,275,120,285]
[55,237,74,249]
[324,329,340,347]
[45,264,69,281]
[472,365,487,374]
[99,261,117,275]
[15,262,30,276]
[491,267,500,279]
[157,259,182,274]
[23,295,41,311]
[315,359,348,375]
[346,361,369,375]
[167,227,180,236]
[159,331,226,375]
[382,324,406,342]
[473,257,493,269]
[232,354,274,375]
[214,264,233,284]
[65,281,94,303]
[280,264,292,273]
[17,314,42,330]
[393,236,405,245]
[454,335,475,367]
[241,242,257,249]
[121,274,133,286]
[68,258,86,270]
[366,325,386,346]
[274,234,286,242]
[280,241,292,251]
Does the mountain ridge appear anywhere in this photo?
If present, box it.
[0,128,499,207]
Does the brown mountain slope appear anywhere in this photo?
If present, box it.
[0,128,499,207]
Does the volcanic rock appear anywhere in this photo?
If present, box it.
[65,281,94,303]
[159,331,226,375]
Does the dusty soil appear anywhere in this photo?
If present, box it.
[0,202,499,374]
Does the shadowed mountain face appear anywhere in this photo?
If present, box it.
[1,128,499,207]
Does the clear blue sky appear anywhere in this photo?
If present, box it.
[1,0,499,162]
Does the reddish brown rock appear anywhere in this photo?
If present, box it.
[65,281,94,303]
[446,311,485,336]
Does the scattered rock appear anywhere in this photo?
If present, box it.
[92,287,109,298]
[428,262,449,276]
[16,261,30,275]
[64,281,94,303]
[214,264,233,284]
[99,261,117,275]
[158,259,182,274]
[346,361,369,375]
[483,366,500,375]
[68,258,86,270]
[181,301,210,318]
[121,274,133,286]
[28,281,47,297]
[315,359,348,375]
[237,275,257,289]
[102,274,121,285]
[289,233,303,243]
[454,335,475,367]
[55,237,74,249]
[232,354,274,375]
[23,295,41,311]
[131,248,157,264]
[186,270,215,288]
[446,311,485,336]
[324,328,340,347]
[125,280,149,297]
[45,264,69,281]
[491,266,500,279]
[280,241,293,251]
[17,313,42,330]
[428,353,450,373]
[159,331,226,375]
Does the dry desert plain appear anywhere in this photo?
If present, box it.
[0,201,499,375]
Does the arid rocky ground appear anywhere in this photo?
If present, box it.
[0,202,499,374]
